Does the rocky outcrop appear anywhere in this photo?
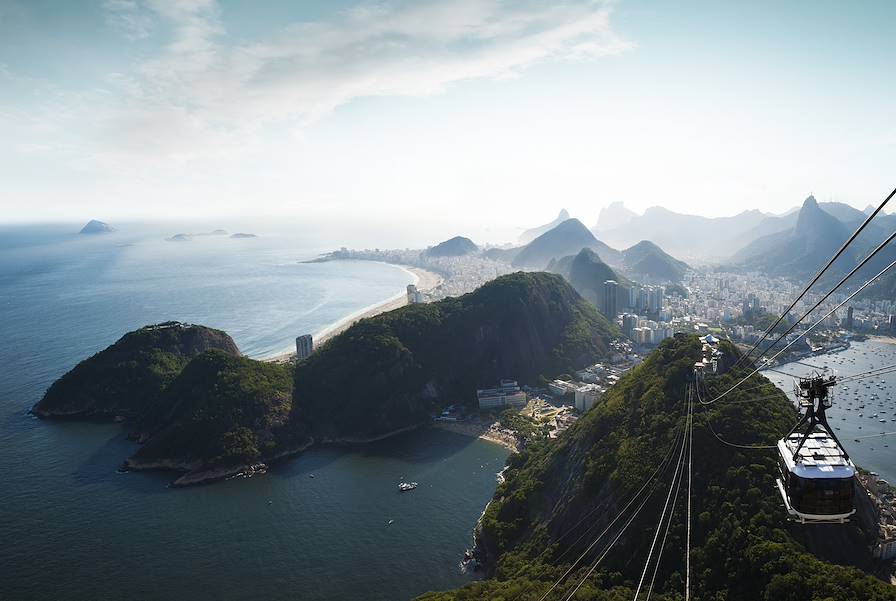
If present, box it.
[79,219,115,234]
[32,322,240,418]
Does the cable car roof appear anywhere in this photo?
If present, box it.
[777,432,855,479]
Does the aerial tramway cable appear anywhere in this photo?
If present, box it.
[684,385,693,601]
[556,399,690,601]
[838,363,896,384]
[631,394,689,600]
[733,186,896,370]
[642,392,692,601]
[744,229,896,369]
[700,258,896,405]
[697,378,778,449]
[533,399,688,601]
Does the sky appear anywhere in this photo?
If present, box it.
[1,0,895,229]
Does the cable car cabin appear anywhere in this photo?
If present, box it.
[776,432,856,524]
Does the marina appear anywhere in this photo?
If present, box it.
[763,337,896,484]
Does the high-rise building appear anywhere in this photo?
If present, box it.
[845,306,854,330]
[890,315,896,333]
[648,287,664,313]
[603,280,618,318]
[406,284,423,304]
[622,313,638,338]
[638,287,649,313]
[295,334,313,360]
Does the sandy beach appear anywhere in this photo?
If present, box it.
[264,264,442,363]
[868,335,896,345]
[433,418,521,453]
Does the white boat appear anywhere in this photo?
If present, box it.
[398,482,418,492]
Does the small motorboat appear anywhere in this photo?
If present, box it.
[398,481,418,492]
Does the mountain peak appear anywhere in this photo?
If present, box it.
[512,218,622,270]
[518,209,574,244]
[424,235,478,257]
[595,202,636,231]
[802,195,818,209]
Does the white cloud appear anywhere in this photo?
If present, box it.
[102,0,154,40]
[93,0,629,162]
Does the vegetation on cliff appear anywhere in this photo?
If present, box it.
[548,248,631,310]
[418,335,894,600]
[33,322,240,418]
[292,272,618,440]
[130,351,294,469]
[36,273,618,479]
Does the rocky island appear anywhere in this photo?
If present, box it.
[33,273,617,486]
[79,219,115,234]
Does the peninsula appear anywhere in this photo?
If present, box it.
[34,273,617,486]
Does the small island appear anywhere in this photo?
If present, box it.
[230,233,258,239]
[79,219,115,235]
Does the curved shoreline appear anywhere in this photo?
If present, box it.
[262,262,442,363]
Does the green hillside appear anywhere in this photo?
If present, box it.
[36,273,619,482]
[292,272,619,439]
[417,335,894,600]
[130,351,294,469]
[548,248,631,311]
[32,322,240,418]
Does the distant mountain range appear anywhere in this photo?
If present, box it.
[731,196,854,277]
[496,218,689,285]
[547,248,630,309]
[621,240,690,282]
[518,209,570,244]
[590,199,894,266]
[594,205,768,262]
[729,195,896,299]
[511,218,622,270]
[424,235,478,257]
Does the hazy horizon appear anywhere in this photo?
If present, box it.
[3,0,895,226]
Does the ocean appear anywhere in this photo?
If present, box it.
[764,338,896,483]
[0,224,509,601]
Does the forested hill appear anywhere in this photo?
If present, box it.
[418,335,896,601]
[33,322,240,418]
[34,272,618,484]
[292,272,618,440]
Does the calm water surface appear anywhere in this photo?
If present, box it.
[0,226,508,601]
[765,338,896,483]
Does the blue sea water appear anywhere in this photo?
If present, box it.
[764,338,896,483]
[0,225,508,601]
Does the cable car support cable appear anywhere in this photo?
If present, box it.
[733,186,895,370]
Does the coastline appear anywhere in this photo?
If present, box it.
[868,334,896,345]
[263,263,442,363]
[432,419,521,453]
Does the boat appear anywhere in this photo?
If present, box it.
[398,482,418,492]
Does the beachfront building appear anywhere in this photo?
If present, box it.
[407,284,424,304]
[477,379,527,410]
[295,334,313,360]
